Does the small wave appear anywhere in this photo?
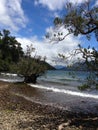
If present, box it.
[40,76,81,82]
[0,73,17,76]
[29,84,98,99]
[0,73,24,82]
[0,78,24,83]
[59,78,82,82]
[39,77,85,86]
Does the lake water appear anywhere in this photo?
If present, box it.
[0,70,98,114]
[37,70,98,94]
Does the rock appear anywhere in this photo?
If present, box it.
[58,120,71,130]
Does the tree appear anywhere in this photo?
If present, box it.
[0,29,24,72]
[52,0,98,71]
[0,29,24,63]
[11,44,47,83]
[46,0,98,88]
[53,0,98,41]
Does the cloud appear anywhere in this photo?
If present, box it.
[17,27,81,66]
[0,0,28,31]
[34,0,88,11]
[95,0,98,5]
[35,0,66,11]
[68,0,87,4]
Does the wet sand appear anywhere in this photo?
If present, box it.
[0,81,98,130]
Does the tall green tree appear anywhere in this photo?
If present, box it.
[0,29,24,63]
[0,29,24,71]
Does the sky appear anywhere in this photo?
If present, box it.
[0,0,98,66]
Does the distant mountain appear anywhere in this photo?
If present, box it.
[54,62,90,71]
[54,65,66,70]
[66,62,89,71]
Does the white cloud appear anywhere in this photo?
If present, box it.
[95,0,98,5]
[17,27,81,66]
[0,0,28,31]
[35,0,88,11]
[68,0,87,4]
[35,0,66,10]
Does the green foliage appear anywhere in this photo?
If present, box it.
[0,59,10,72]
[54,17,62,25]
[0,29,24,73]
[55,1,98,40]
[86,74,96,85]
[78,72,98,90]
[78,82,98,91]
[96,84,98,89]
[78,45,98,71]
[15,57,47,77]
[78,84,90,91]
[0,29,24,64]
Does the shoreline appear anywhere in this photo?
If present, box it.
[0,81,98,130]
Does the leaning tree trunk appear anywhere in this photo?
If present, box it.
[24,74,38,84]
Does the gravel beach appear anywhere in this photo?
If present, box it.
[0,81,98,130]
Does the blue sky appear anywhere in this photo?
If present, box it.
[20,0,53,38]
[0,0,98,65]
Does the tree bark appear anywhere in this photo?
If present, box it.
[24,74,38,84]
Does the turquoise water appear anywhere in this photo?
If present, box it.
[38,70,97,87]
